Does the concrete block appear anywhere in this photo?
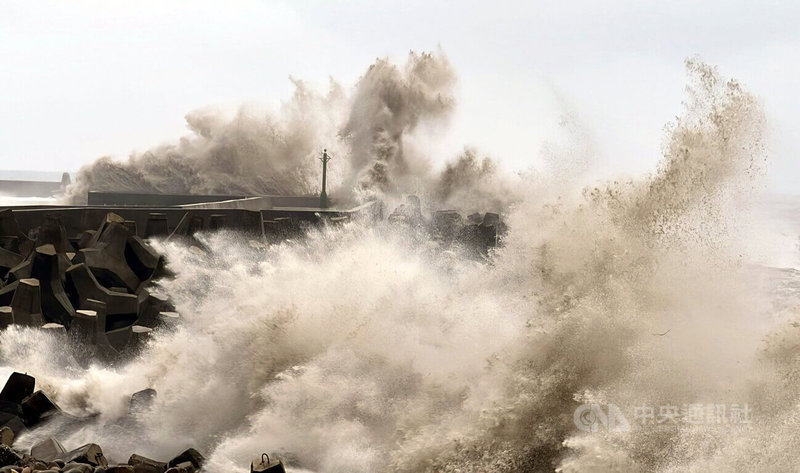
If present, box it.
[30,437,66,462]
[81,299,118,357]
[127,453,166,473]
[0,373,34,405]
[122,220,138,236]
[34,215,73,254]
[0,248,23,280]
[125,236,161,282]
[167,449,204,471]
[158,312,180,327]
[56,443,107,468]
[136,291,172,328]
[208,214,227,231]
[0,283,17,308]
[128,389,156,415]
[0,308,10,330]
[251,453,285,473]
[74,221,141,293]
[41,323,67,337]
[21,390,60,426]
[70,309,98,345]
[76,230,97,250]
[144,213,169,239]
[30,245,75,327]
[105,325,132,353]
[130,326,152,351]
[6,256,31,284]
[10,279,45,327]
[0,209,33,256]
[65,264,138,328]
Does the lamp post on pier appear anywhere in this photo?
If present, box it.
[319,149,331,208]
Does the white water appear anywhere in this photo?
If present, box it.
[2,57,800,472]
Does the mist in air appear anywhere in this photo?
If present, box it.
[3,49,800,473]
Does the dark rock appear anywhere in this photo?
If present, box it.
[166,449,204,471]
[63,462,94,473]
[30,437,66,462]
[106,465,134,473]
[0,426,12,446]
[0,373,34,405]
[0,444,19,468]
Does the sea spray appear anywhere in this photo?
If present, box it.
[2,57,796,473]
[64,51,464,207]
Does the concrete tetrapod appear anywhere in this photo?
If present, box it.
[0,307,11,329]
[74,219,140,293]
[10,279,45,327]
[30,245,75,327]
[65,263,138,329]
[33,215,73,255]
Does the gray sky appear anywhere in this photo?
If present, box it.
[1,0,798,192]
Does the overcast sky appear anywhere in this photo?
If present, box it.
[1,0,798,192]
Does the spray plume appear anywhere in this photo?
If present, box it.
[7,56,796,473]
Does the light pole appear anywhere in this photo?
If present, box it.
[319,149,331,208]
